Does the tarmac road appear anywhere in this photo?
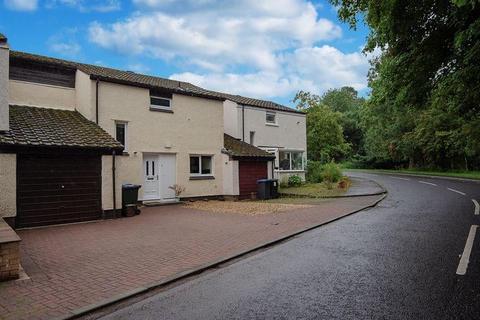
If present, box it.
[99,172,480,320]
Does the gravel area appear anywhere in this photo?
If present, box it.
[183,200,313,215]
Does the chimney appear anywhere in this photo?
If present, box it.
[0,33,9,132]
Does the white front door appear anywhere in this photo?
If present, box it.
[143,153,176,200]
[143,155,160,200]
[159,154,176,200]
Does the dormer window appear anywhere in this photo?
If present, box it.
[150,89,172,112]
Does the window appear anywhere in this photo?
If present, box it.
[150,90,172,110]
[115,122,127,150]
[190,155,213,176]
[266,112,277,125]
[249,131,255,145]
[278,151,304,171]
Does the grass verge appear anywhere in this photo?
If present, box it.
[279,181,349,198]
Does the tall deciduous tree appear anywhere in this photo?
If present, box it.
[331,0,480,169]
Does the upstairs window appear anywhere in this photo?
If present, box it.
[115,121,127,150]
[266,112,277,125]
[150,90,172,111]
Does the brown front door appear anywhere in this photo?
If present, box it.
[238,160,268,199]
[16,154,102,228]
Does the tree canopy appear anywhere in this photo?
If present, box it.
[328,0,480,170]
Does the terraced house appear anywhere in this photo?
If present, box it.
[0,34,305,228]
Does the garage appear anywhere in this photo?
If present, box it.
[16,154,102,228]
[223,134,275,200]
[239,160,268,199]
[0,105,124,228]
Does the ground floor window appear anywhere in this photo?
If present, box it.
[190,155,213,176]
[279,151,304,171]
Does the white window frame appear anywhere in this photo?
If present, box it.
[115,121,128,152]
[150,95,172,111]
[189,154,214,176]
[265,111,277,126]
[278,150,305,171]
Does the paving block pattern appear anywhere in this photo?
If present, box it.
[0,195,381,320]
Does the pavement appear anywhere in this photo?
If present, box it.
[0,177,383,320]
[95,172,480,320]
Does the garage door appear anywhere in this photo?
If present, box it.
[17,154,102,228]
[239,161,268,199]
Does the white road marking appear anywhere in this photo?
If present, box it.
[391,177,410,181]
[447,188,466,196]
[457,225,478,275]
[418,181,437,186]
[473,199,479,216]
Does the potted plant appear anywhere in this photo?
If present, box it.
[168,184,186,201]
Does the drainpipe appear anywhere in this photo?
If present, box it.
[241,105,245,142]
[95,79,99,124]
[112,150,117,218]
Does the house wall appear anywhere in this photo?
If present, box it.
[75,70,95,121]
[222,154,239,196]
[9,80,75,110]
[0,154,16,218]
[224,101,307,183]
[223,99,239,138]
[96,81,225,209]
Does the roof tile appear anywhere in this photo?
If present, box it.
[224,134,275,159]
[0,105,124,152]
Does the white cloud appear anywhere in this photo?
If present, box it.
[47,28,82,58]
[171,46,370,99]
[89,0,369,101]
[49,42,81,57]
[47,0,121,12]
[4,0,38,11]
[89,0,341,71]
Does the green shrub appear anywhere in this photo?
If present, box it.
[288,175,302,187]
[306,160,323,183]
[321,162,343,187]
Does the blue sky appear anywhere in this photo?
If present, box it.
[0,0,370,107]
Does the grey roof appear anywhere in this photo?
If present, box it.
[224,134,275,159]
[10,50,303,113]
[0,105,124,152]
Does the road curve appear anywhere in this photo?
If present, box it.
[98,172,480,320]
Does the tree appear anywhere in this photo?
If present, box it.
[294,92,350,162]
[330,0,480,169]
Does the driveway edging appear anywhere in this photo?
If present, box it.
[58,192,387,320]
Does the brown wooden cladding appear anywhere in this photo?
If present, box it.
[238,160,268,200]
[10,59,76,88]
[16,154,102,228]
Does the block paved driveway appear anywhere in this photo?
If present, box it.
[0,196,380,320]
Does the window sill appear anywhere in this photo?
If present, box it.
[189,175,215,180]
[150,107,173,113]
[275,170,305,173]
[265,123,279,127]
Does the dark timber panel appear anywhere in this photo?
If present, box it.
[16,154,102,228]
[10,59,76,88]
[239,161,268,200]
